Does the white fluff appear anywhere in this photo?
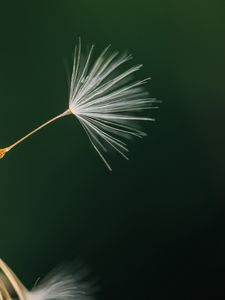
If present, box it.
[25,264,96,300]
[68,40,156,170]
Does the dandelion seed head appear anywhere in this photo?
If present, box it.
[68,41,156,170]
[0,40,156,169]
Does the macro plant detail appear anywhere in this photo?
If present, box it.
[0,258,95,300]
[0,41,156,170]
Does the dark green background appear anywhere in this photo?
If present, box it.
[1,0,225,299]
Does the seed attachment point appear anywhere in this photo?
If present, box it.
[0,148,9,159]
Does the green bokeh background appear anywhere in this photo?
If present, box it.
[1,0,225,299]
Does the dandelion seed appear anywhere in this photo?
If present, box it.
[0,41,156,169]
[0,258,96,300]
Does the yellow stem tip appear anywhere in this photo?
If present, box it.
[0,148,10,159]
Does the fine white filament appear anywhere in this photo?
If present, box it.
[68,40,156,170]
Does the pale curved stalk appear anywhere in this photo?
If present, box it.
[0,109,72,159]
[0,278,11,300]
[0,259,27,300]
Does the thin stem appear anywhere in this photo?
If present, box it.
[9,109,71,151]
[0,109,71,154]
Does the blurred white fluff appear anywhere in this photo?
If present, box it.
[25,263,96,300]
[68,40,156,170]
